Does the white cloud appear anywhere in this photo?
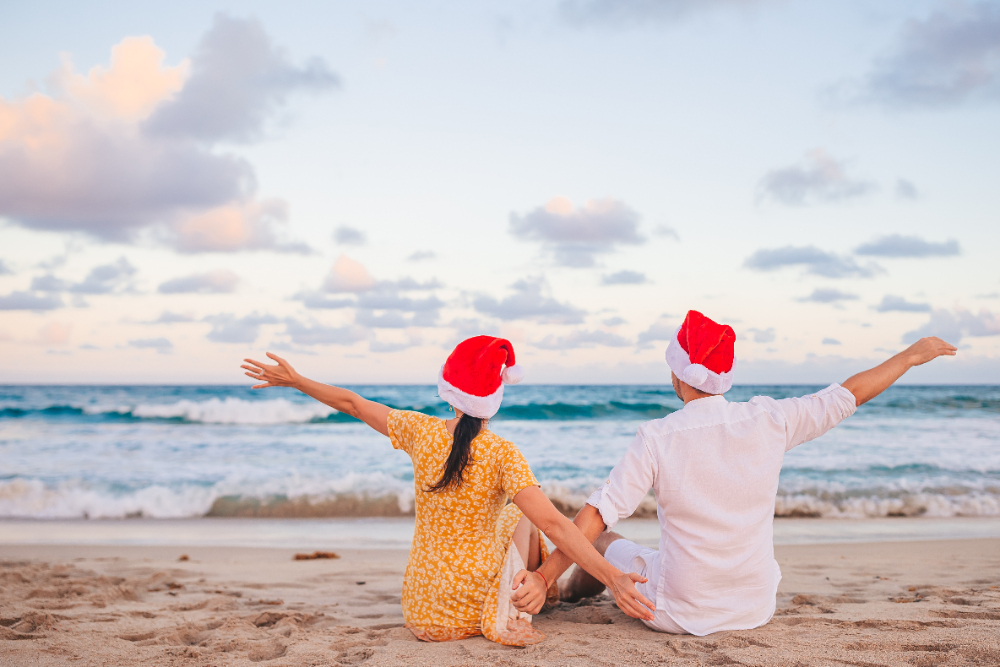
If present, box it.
[0,16,333,252]
[333,226,367,246]
[903,307,1000,344]
[855,234,960,258]
[797,288,859,304]
[323,255,377,293]
[874,295,931,313]
[509,196,644,267]
[744,246,881,279]
[560,0,766,26]
[854,3,1000,108]
[284,319,367,346]
[0,291,63,311]
[473,277,585,324]
[757,150,876,206]
[129,337,173,354]
[204,312,279,344]
[895,179,919,200]
[601,270,648,285]
[145,14,338,143]
[153,311,197,323]
[37,322,72,346]
[745,327,775,343]
[68,258,136,294]
[637,315,676,346]
[158,269,240,294]
[533,329,631,350]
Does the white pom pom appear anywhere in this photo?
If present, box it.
[502,364,524,385]
[682,363,709,388]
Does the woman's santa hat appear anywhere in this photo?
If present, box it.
[665,310,736,394]
[438,336,524,419]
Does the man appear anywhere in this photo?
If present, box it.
[511,310,956,636]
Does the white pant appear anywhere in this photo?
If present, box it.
[604,538,686,634]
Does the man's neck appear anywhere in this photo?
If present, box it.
[681,388,717,405]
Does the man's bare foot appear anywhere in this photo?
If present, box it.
[560,565,606,603]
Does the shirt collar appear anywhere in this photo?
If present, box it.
[681,394,728,410]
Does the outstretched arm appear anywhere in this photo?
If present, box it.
[511,486,655,621]
[242,352,391,436]
[841,337,956,406]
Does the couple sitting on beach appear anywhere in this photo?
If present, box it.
[241,310,955,646]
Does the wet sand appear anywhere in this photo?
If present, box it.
[2,538,999,666]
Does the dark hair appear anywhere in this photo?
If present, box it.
[427,413,482,492]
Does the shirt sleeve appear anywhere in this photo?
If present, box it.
[771,383,858,452]
[586,430,657,532]
[499,441,539,499]
[386,409,416,455]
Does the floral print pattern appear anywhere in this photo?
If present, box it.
[387,409,550,646]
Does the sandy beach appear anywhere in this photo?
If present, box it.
[3,537,999,666]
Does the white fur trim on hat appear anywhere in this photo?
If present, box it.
[501,364,524,385]
[438,366,505,419]
[664,327,735,394]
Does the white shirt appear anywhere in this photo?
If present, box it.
[588,384,858,636]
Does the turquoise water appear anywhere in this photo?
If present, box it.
[1,385,998,520]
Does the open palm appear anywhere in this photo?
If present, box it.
[241,352,302,389]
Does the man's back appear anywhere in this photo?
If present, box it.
[590,384,857,635]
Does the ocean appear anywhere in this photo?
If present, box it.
[1,384,999,523]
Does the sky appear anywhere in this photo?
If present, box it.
[1,0,998,384]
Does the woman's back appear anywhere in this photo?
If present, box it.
[388,409,538,639]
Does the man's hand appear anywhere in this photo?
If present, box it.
[607,571,655,621]
[511,570,547,615]
[900,336,957,367]
[242,352,302,389]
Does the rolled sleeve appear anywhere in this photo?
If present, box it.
[777,383,858,451]
[585,431,656,532]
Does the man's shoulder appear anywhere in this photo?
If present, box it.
[638,398,775,437]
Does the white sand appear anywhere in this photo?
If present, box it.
[2,538,999,666]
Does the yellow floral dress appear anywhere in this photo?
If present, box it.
[388,409,555,646]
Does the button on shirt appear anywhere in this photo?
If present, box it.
[588,384,858,636]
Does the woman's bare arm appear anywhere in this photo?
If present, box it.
[511,486,655,621]
[242,352,391,436]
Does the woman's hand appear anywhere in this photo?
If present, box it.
[242,352,302,389]
[511,569,548,615]
[607,570,655,622]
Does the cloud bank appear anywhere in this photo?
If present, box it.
[857,3,1000,108]
[0,15,336,252]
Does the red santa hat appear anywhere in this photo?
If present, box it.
[664,310,736,394]
[438,336,524,419]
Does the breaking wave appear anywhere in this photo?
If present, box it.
[2,475,998,520]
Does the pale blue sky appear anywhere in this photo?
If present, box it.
[1,0,997,383]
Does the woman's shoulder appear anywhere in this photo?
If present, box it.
[391,409,441,426]
[387,410,445,450]
[478,429,519,454]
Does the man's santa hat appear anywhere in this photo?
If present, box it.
[438,336,524,419]
[665,310,736,394]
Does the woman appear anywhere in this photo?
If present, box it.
[241,335,654,646]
